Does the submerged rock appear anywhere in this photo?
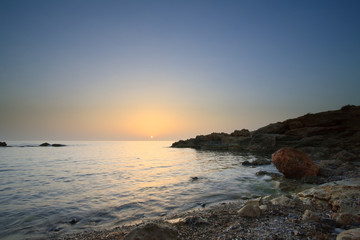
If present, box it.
[124,223,177,240]
[272,147,319,179]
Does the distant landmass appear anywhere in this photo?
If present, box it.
[172,105,360,160]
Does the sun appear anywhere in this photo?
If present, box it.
[150,136,154,139]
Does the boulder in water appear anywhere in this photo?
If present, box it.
[39,142,51,147]
[0,142,7,147]
[272,147,319,179]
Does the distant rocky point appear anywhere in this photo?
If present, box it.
[0,141,7,147]
[172,105,360,160]
[40,142,66,147]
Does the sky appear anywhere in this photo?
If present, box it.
[1,0,360,141]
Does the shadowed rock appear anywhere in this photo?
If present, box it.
[0,142,7,147]
[172,105,360,159]
[40,142,51,146]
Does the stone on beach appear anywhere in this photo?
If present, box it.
[124,223,178,240]
[336,228,360,240]
[271,147,319,179]
[238,204,261,217]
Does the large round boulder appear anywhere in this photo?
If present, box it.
[271,147,319,179]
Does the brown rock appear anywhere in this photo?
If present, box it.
[302,209,320,222]
[272,147,319,179]
[124,223,177,240]
[332,213,360,227]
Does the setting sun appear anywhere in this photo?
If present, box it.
[150,136,154,139]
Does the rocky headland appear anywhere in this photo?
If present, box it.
[171,105,360,161]
[57,106,360,240]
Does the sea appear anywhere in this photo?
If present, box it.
[0,141,280,239]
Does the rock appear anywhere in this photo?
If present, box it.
[243,159,271,166]
[302,209,320,222]
[271,147,319,179]
[332,213,360,227]
[255,171,282,180]
[40,142,51,146]
[333,150,357,161]
[288,120,303,130]
[184,216,209,225]
[242,161,252,166]
[52,144,66,147]
[230,129,251,137]
[172,106,360,157]
[244,197,263,207]
[238,204,261,217]
[270,195,293,206]
[0,142,7,147]
[124,223,178,240]
[69,218,78,225]
[259,205,268,211]
[298,178,360,214]
[248,134,276,152]
[336,228,360,240]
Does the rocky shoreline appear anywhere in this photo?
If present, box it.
[55,169,360,240]
[54,106,360,240]
[171,105,360,161]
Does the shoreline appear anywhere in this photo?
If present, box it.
[55,158,360,240]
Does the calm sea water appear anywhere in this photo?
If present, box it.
[0,141,279,239]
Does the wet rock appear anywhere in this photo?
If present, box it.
[242,161,252,166]
[40,142,51,146]
[336,228,360,240]
[302,209,320,222]
[0,141,7,147]
[124,223,178,240]
[190,176,199,181]
[255,171,282,180]
[238,204,261,217]
[69,218,78,225]
[271,147,319,179]
[52,143,66,147]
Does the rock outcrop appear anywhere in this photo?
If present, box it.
[271,147,319,179]
[0,141,7,147]
[171,105,360,159]
[39,143,66,147]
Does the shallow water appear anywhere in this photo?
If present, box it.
[0,141,279,239]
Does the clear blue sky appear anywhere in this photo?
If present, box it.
[1,0,360,140]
